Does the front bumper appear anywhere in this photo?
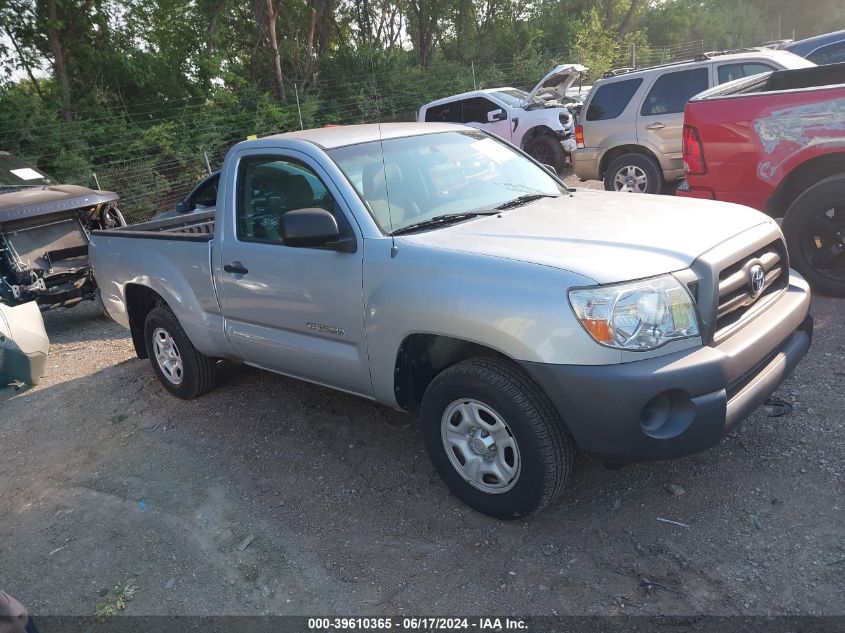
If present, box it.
[523,272,812,462]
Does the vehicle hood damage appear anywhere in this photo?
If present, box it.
[0,185,118,224]
[524,64,589,105]
[0,184,124,310]
[401,190,771,284]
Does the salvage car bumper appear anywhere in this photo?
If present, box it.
[522,271,812,462]
[0,301,49,386]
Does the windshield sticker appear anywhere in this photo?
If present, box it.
[10,168,44,181]
[470,138,515,165]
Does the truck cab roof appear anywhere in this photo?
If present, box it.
[248,122,465,150]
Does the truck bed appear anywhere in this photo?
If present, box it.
[680,61,845,215]
[694,61,845,99]
[93,210,215,241]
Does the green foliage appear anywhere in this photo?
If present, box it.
[0,0,841,220]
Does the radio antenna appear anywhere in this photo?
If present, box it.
[366,31,397,255]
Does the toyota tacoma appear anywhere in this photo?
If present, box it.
[89,123,812,518]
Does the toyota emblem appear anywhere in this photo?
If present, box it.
[749,264,765,297]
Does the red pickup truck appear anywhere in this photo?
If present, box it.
[678,62,845,296]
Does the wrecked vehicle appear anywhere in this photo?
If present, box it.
[418,64,588,169]
[0,151,125,310]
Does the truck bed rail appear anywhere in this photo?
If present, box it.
[90,210,215,242]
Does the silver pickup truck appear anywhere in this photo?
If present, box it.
[90,123,812,518]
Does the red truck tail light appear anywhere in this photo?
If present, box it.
[683,124,706,175]
[575,125,584,149]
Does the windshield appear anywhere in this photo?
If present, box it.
[327,130,565,234]
[0,152,53,187]
[490,88,546,108]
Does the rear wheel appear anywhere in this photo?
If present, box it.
[524,134,566,172]
[420,357,574,519]
[782,173,845,297]
[604,153,663,194]
[144,306,217,399]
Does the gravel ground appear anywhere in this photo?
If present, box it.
[1,207,843,618]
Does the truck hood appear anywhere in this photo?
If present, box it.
[400,189,771,284]
[0,185,118,225]
[524,64,589,105]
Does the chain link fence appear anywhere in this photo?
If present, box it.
[8,35,760,224]
[91,153,222,224]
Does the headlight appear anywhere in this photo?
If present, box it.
[568,275,699,350]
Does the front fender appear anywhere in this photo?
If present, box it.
[362,239,615,406]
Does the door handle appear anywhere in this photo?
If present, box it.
[646,122,665,130]
[224,262,248,275]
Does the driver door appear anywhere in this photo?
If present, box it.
[216,152,372,397]
[461,97,513,143]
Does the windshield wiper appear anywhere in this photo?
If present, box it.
[391,212,498,236]
[495,193,558,210]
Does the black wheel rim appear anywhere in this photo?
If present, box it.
[801,205,845,282]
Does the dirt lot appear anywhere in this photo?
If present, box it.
[1,220,843,618]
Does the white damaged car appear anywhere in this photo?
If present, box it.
[418,64,588,170]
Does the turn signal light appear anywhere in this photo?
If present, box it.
[579,318,613,344]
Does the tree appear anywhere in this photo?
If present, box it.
[406,0,446,66]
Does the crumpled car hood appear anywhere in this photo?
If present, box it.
[0,185,118,225]
[400,189,772,284]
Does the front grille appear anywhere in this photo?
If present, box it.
[714,239,788,338]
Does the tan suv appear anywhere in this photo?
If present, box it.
[572,49,814,193]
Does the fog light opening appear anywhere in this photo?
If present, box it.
[640,390,695,439]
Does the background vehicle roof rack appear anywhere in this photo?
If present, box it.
[602,67,636,77]
[603,46,768,78]
[699,47,762,59]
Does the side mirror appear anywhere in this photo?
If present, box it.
[281,208,345,249]
[541,163,557,176]
[175,200,188,214]
[487,108,506,123]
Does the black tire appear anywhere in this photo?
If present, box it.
[524,134,566,172]
[603,153,663,194]
[143,306,217,399]
[420,357,574,519]
[782,173,845,298]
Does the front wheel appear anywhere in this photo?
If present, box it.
[144,306,217,399]
[420,357,574,519]
[524,134,566,172]
[782,173,845,297]
[604,153,663,194]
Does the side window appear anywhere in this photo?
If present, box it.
[807,41,845,65]
[717,62,776,84]
[461,97,499,124]
[425,101,461,123]
[640,68,709,116]
[191,174,219,209]
[585,78,643,121]
[237,157,336,243]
